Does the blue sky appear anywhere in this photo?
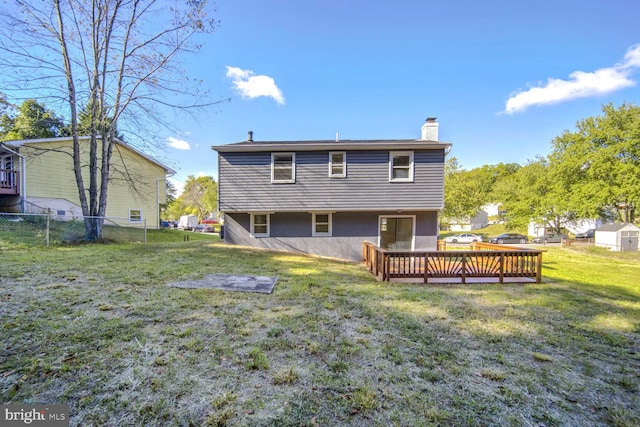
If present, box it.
[6,0,637,193]
[161,0,639,192]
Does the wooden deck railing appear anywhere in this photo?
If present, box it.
[362,241,543,284]
[0,169,19,195]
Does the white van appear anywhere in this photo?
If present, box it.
[178,215,198,231]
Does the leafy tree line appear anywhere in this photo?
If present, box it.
[0,99,111,141]
[444,102,640,233]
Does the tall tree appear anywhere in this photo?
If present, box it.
[0,99,67,140]
[442,157,519,226]
[0,94,13,138]
[549,102,640,222]
[0,0,219,240]
[160,180,178,220]
[494,157,574,233]
[0,93,9,116]
[169,175,217,221]
[443,157,476,225]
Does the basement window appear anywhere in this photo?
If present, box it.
[251,213,270,237]
[312,212,332,236]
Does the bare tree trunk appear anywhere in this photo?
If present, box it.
[54,0,97,239]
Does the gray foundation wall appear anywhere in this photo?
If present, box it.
[0,196,22,213]
[223,211,438,261]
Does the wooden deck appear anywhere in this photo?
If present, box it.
[0,169,19,195]
[363,241,543,284]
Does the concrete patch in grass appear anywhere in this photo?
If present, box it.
[168,274,278,294]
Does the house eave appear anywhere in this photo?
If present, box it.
[220,207,443,214]
[212,139,452,153]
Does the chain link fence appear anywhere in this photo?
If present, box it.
[0,212,147,248]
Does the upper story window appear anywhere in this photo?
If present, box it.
[312,212,332,236]
[271,153,295,183]
[129,209,142,223]
[251,213,270,237]
[329,151,346,178]
[389,151,414,182]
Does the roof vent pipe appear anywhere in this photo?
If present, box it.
[247,131,253,142]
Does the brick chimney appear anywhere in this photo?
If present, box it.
[421,117,438,141]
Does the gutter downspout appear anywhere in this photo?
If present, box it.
[1,144,26,212]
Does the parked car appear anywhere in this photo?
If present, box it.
[201,218,218,225]
[489,233,528,244]
[574,229,595,239]
[443,233,483,243]
[532,233,567,244]
[193,224,215,233]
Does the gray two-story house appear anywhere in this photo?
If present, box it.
[212,119,451,261]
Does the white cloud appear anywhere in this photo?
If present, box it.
[167,136,191,150]
[503,44,640,114]
[226,66,285,105]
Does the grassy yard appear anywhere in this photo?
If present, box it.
[1,236,638,426]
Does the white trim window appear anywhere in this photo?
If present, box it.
[389,151,414,182]
[312,212,332,236]
[251,213,270,237]
[329,151,346,178]
[271,152,296,183]
[129,209,143,223]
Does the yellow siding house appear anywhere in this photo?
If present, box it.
[0,136,174,228]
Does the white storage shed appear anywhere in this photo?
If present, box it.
[595,223,640,252]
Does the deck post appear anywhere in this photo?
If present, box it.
[362,242,367,267]
[423,253,428,284]
[384,253,390,282]
[461,253,466,284]
[499,253,505,284]
[536,252,542,283]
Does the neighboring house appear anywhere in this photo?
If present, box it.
[483,203,505,223]
[0,136,174,228]
[595,223,639,252]
[447,209,489,232]
[212,118,451,261]
[482,203,502,218]
[528,218,603,238]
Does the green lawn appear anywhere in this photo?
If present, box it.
[1,239,638,426]
[0,218,219,249]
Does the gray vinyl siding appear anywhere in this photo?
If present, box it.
[218,149,445,212]
[223,211,439,261]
